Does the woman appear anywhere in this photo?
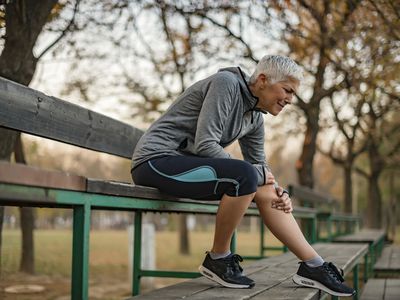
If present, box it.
[131,55,355,297]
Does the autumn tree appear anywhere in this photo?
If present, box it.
[265,1,365,191]
[0,0,80,274]
[320,0,399,223]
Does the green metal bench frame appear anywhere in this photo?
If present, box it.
[0,181,319,298]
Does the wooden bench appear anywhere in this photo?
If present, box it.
[127,243,369,300]
[360,279,400,300]
[0,76,320,298]
[374,245,400,278]
[289,185,361,242]
[334,230,386,281]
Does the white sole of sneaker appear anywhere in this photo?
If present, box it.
[198,265,252,289]
[292,274,355,297]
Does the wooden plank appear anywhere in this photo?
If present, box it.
[333,230,385,244]
[252,243,368,299]
[374,245,400,273]
[128,243,368,300]
[288,184,339,207]
[360,279,385,300]
[360,279,400,300]
[385,279,400,300]
[0,161,86,191]
[87,179,184,201]
[0,76,144,158]
[251,277,322,300]
[130,253,300,300]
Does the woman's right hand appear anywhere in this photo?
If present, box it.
[265,171,275,185]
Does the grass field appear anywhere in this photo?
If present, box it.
[1,227,399,300]
[0,228,283,300]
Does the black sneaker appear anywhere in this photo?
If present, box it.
[292,262,356,297]
[199,252,255,289]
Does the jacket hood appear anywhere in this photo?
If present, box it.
[218,67,267,113]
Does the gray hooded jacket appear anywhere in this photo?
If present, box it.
[131,67,270,185]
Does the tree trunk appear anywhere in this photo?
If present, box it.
[0,206,3,276]
[296,111,319,189]
[387,171,396,241]
[14,136,35,274]
[343,165,353,214]
[365,138,384,229]
[179,215,190,255]
[0,128,19,276]
[0,0,58,276]
[296,106,320,234]
[19,207,35,273]
[366,174,382,228]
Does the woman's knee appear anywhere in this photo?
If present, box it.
[254,184,277,205]
[235,160,258,195]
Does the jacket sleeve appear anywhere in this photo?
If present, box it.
[238,113,271,186]
[194,74,238,158]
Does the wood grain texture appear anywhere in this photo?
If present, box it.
[288,184,338,206]
[0,76,144,158]
[374,245,400,273]
[128,243,368,300]
[360,279,400,300]
[333,230,386,244]
[0,161,86,191]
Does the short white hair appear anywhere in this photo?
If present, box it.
[249,55,303,84]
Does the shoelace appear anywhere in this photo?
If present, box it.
[223,254,244,273]
[323,262,345,283]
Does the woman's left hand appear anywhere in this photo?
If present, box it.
[272,186,293,213]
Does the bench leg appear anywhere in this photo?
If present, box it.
[311,217,317,244]
[364,253,369,282]
[260,218,265,257]
[132,211,142,296]
[327,218,332,242]
[370,244,375,278]
[230,230,237,253]
[71,203,91,300]
[353,264,359,300]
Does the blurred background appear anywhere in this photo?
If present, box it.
[0,0,399,299]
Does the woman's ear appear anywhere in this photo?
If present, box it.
[258,73,268,88]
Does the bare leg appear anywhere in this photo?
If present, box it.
[254,184,318,261]
[211,192,256,253]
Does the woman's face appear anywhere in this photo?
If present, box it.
[252,75,299,116]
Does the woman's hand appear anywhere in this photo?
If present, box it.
[272,186,293,213]
[265,171,275,185]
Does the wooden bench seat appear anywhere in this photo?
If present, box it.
[0,161,318,218]
[333,229,386,257]
[333,229,386,281]
[333,230,386,245]
[360,279,400,300]
[374,245,400,278]
[128,243,369,300]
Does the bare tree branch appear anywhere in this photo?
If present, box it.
[37,0,81,60]
[354,166,370,178]
[191,11,257,62]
